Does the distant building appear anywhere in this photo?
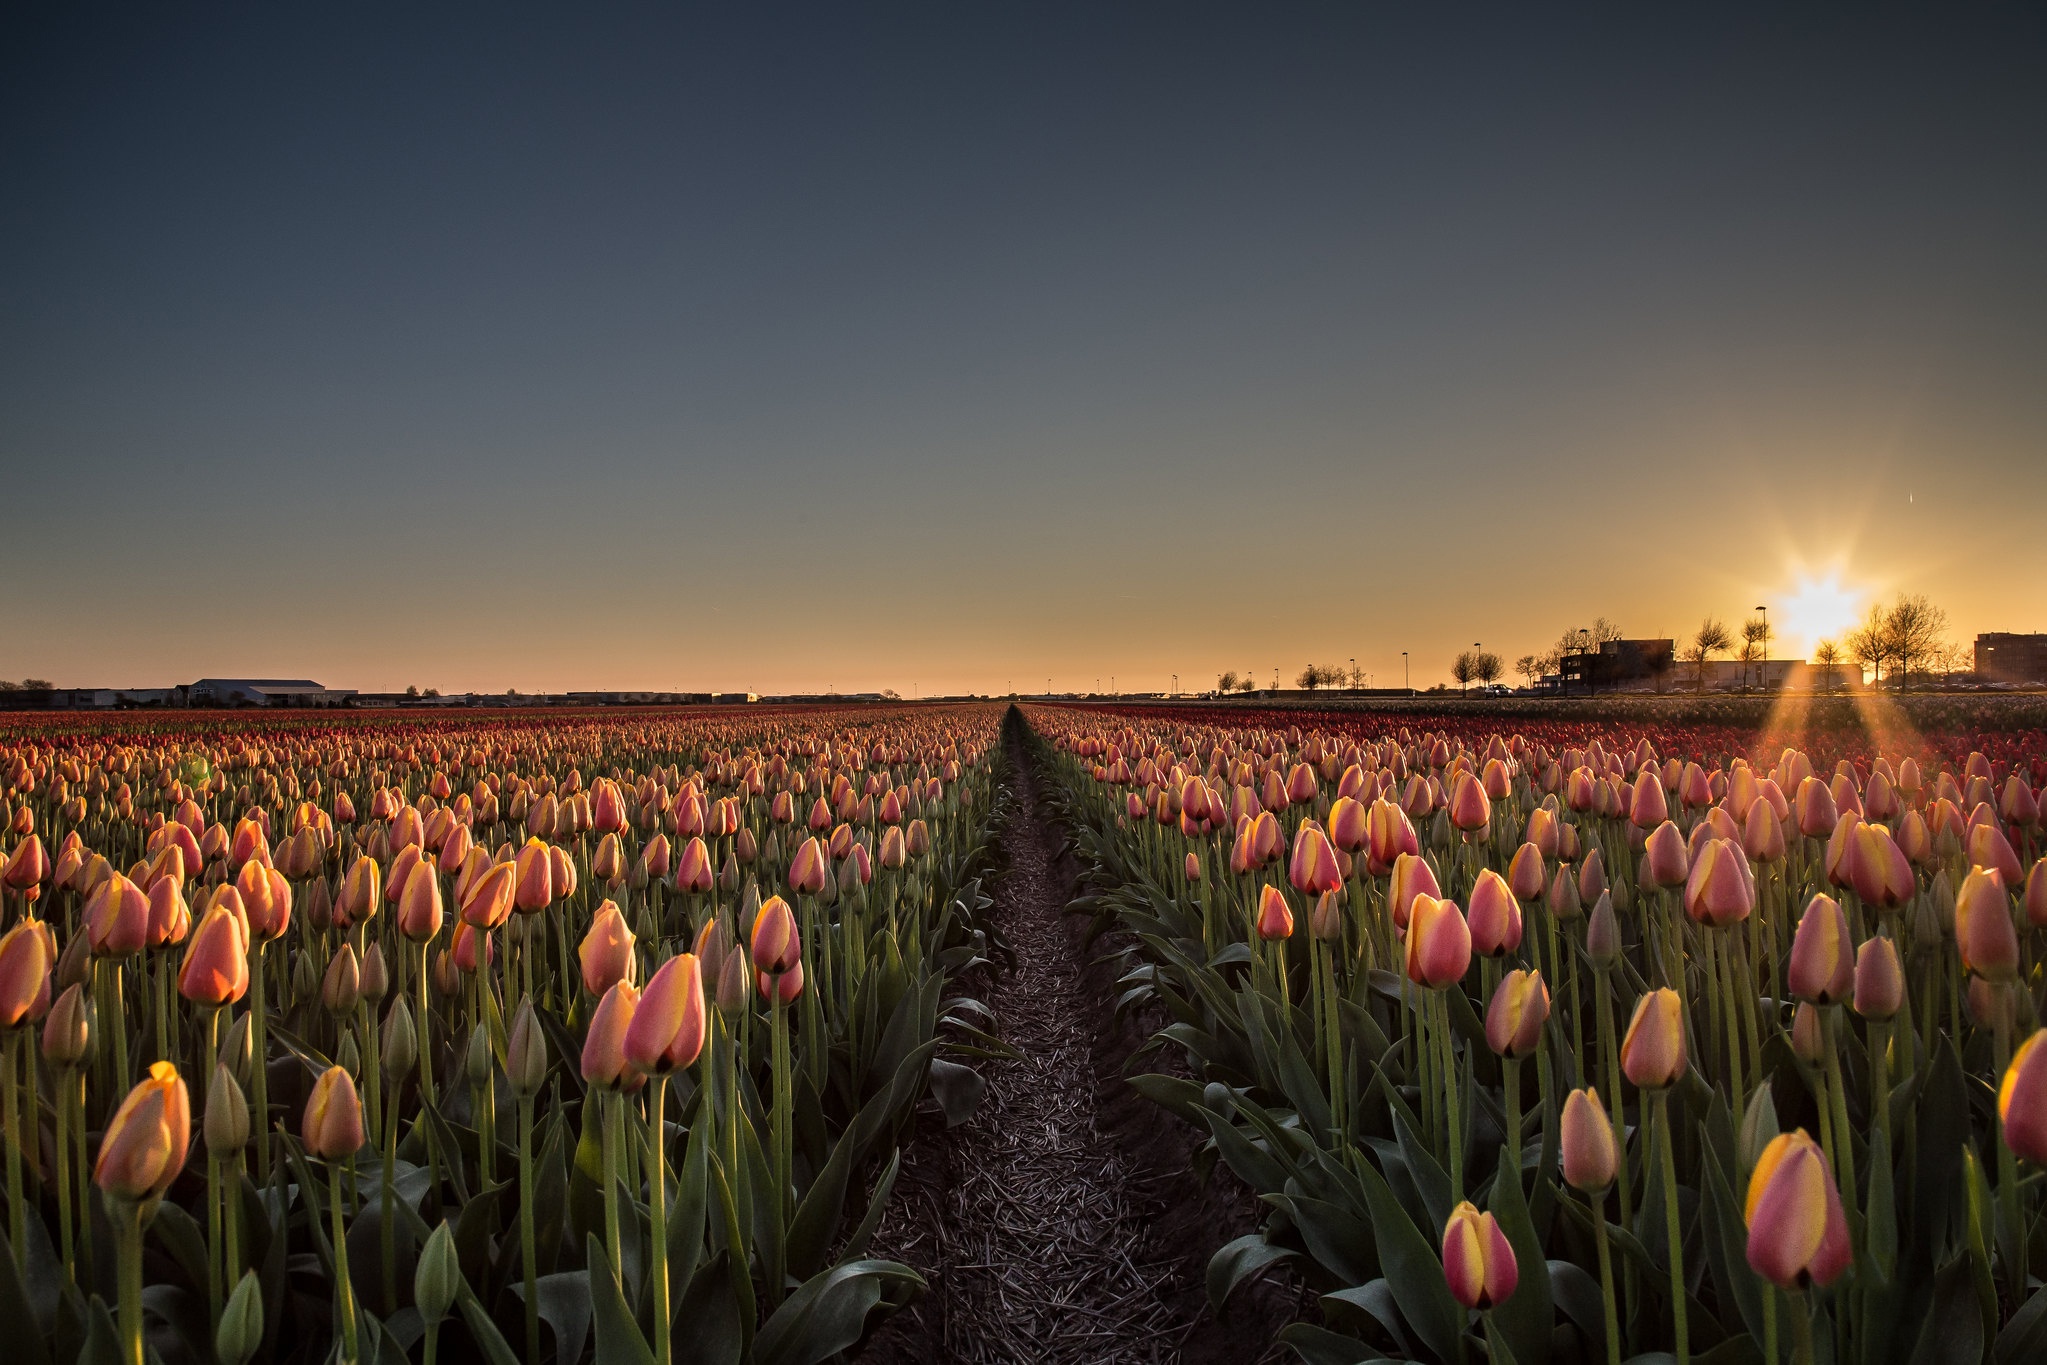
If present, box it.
[1976,634,2047,684]
[188,679,357,707]
[1559,639,1676,692]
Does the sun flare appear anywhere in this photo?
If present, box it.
[1773,572,1864,657]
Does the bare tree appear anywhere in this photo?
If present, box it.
[1296,664,1326,691]
[1237,673,1257,693]
[1740,617,1770,688]
[1515,654,1541,688]
[1846,605,1886,688]
[1452,651,1478,696]
[1812,639,1843,693]
[1884,594,1949,692]
[1217,670,1241,694]
[1687,618,1732,693]
[1590,617,1625,645]
[1474,651,1504,687]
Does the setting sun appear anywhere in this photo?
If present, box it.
[1773,572,1864,656]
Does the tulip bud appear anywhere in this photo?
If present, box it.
[1441,1201,1518,1310]
[580,899,638,995]
[42,981,93,1068]
[415,1221,461,1325]
[465,1022,494,1090]
[204,1063,250,1154]
[1254,884,1294,941]
[1404,894,1471,989]
[715,947,749,1013]
[1467,870,1523,957]
[1790,1001,1827,1063]
[0,917,54,1027]
[1561,1087,1617,1193]
[2001,1030,2047,1166]
[1310,890,1345,942]
[1787,894,1853,1005]
[1621,988,1687,1089]
[624,953,707,1075]
[1641,822,1688,889]
[750,895,801,974]
[758,959,806,1003]
[1852,935,1904,1020]
[1585,891,1620,968]
[506,999,549,1098]
[1485,969,1548,1058]
[1956,867,2019,981]
[382,995,418,1084]
[1684,839,1755,927]
[95,1061,192,1201]
[323,944,362,1016]
[581,981,640,1089]
[216,1270,265,1365]
[1744,1130,1851,1289]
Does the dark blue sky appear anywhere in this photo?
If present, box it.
[4,5,2042,692]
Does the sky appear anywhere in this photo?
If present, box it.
[3,4,2043,696]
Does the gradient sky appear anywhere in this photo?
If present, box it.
[4,5,2043,696]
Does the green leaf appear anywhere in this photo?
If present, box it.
[672,1253,744,1365]
[1488,1150,1552,1365]
[751,1259,924,1365]
[787,1121,855,1282]
[1127,1073,1207,1125]
[456,1277,524,1365]
[512,1271,593,1365]
[1907,1255,1984,1365]
[1206,1234,1294,1313]
[1864,1126,1897,1285]
[1319,1279,1412,1356]
[1994,1282,2047,1365]
[1274,1321,1385,1364]
[1547,1259,1604,1348]
[586,1235,656,1365]
[926,1057,985,1127]
[0,1238,51,1365]
[1355,1157,1465,1365]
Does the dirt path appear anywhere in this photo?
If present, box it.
[860,716,1296,1364]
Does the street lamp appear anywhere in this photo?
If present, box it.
[1402,651,1409,692]
[1350,657,1357,691]
[1755,606,1770,691]
[1578,629,1592,697]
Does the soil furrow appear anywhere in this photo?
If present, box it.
[860,717,1299,1364]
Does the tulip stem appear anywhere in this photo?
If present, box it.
[207,1154,225,1327]
[1789,1290,1814,1365]
[1589,1191,1621,1365]
[3,1030,21,1266]
[1651,1090,1688,1365]
[382,1085,399,1315]
[647,1075,671,1365]
[416,940,434,1109]
[1820,1008,1858,1226]
[601,1090,624,1287]
[520,1093,538,1365]
[1439,990,1463,1202]
[769,991,793,1307]
[114,1196,144,1365]
[249,943,270,1182]
[1502,1055,1522,1191]
[330,1160,359,1365]
[1994,1010,2023,1297]
[53,1066,74,1282]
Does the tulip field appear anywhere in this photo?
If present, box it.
[0,705,1005,1365]
[6,697,2047,1365]
[1025,700,2047,1365]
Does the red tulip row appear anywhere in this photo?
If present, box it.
[0,703,1004,1365]
[1027,701,2047,1365]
